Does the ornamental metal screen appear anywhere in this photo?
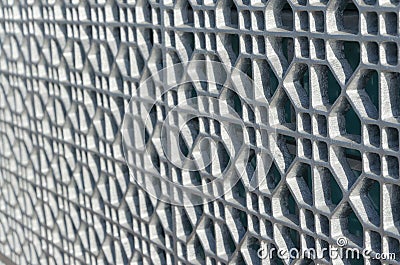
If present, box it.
[0,0,399,264]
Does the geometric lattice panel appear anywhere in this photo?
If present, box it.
[0,0,399,265]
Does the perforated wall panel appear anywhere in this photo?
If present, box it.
[0,0,400,264]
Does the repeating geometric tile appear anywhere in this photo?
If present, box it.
[0,0,399,265]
